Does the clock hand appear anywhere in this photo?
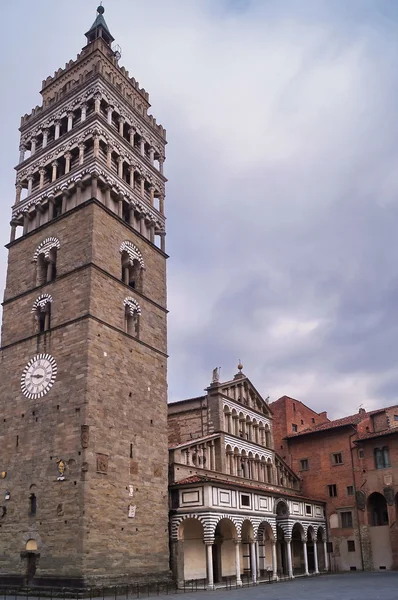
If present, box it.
[32,374,43,380]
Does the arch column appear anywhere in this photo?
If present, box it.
[67,111,74,131]
[19,144,26,163]
[107,105,113,124]
[65,151,72,174]
[159,156,164,174]
[27,175,33,195]
[234,540,242,586]
[42,128,48,148]
[205,542,214,590]
[129,127,135,146]
[303,541,309,575]
[119,116,125,136]
[286,539,293,578]
[15,183,22,203]
[39,169,45,189]
[250,540,257,584]
[79,143,85,165]
[323,539,329,571]
[118,156,124,178]
[210,441,216,471]
[271,540,278,580]
[81,103,88,122]
[10,222,17,243]
[31,137,37,155]
[51,161,58,182]
[94,93,101,113]
[54,120,60,140]
[313,541,319,574]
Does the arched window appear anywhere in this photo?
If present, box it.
[120,241,144,292]
[29,494,37,516]
[124,297,141,338]
[367,492,388,526]
[32,294,52,333]
[33,237,60,285]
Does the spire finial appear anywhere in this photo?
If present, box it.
[97,3,105,14]
[238,360,243,373]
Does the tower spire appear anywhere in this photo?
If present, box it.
[85,4,114,46]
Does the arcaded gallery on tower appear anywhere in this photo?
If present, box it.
[6,5,384,589]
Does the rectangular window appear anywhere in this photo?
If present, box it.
[305,505,312,515]
[312,418,315,423]
[300,459,309,471]
[347,540,355,552]
[341,511,353,528]
[347,485,354,496]
[332,452,343,465]
[328,484,337,497]
[375,447,391,469]
[301,419,304,425]
[358,448,364,458]
[241,494,251,507]
[394,415,398,421]
[292,423,298,432]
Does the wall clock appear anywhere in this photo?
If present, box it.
[21,354,57,400]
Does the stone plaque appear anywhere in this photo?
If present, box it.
[384,473,393,486]
[128,505,136,518]
[96,454,108,474]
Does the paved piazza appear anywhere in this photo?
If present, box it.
[158,573,398,600]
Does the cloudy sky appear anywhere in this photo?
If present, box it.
[2,1,398,418]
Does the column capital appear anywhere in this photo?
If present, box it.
[51,160,58,167]
[128,127,136,135]
[64,151,72,159]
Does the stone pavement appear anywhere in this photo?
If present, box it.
[156,572,398,600]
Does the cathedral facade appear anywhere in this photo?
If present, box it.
[168,367,328,587]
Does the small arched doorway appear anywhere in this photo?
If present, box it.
[367,492,392,570]
[24,539,38,583]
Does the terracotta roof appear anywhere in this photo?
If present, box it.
[355,428,398,441]
[171,473,325,504]
[285,413,365,438]
[176,475,208,485]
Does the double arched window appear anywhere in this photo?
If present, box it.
[120,241,144,292]
[124,297,141,338]
[32,294,52,333]
[33,237,60,285]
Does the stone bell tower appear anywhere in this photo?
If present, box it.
[0,6,169,586]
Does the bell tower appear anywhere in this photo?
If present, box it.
[0,6,169,587]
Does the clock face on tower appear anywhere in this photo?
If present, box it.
[21,354,57,400]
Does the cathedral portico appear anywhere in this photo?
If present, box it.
[168,367,328,588]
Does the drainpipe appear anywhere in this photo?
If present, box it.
[349,426,365,571]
